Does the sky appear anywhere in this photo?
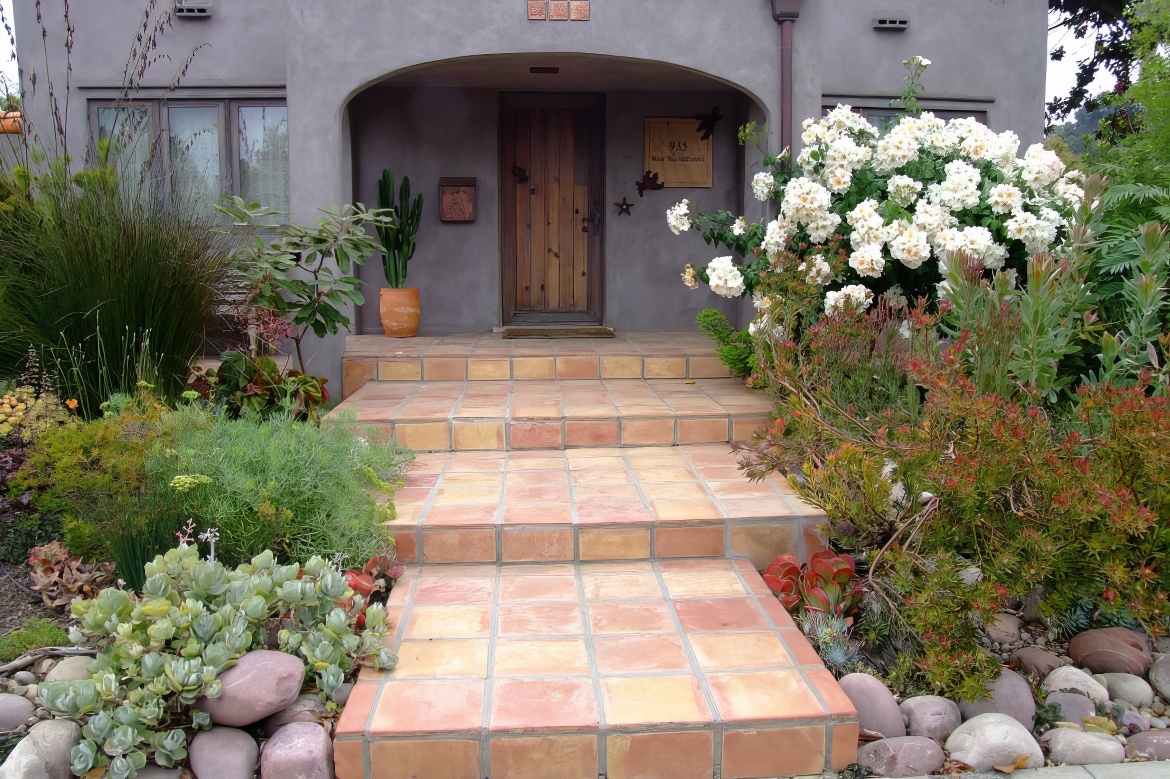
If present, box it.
[0,2,1118,121]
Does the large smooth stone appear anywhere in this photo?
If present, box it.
[1149,654,1170,701]
[1099,672,1154,707]
[1041,727,1125,765]
[41,657,92,683]
[258,694,326,738]
[0,719,81,779]
[1042,666,1109,706]
[1068,627,1154,675]
[958,669,1036,730]
[1010,647,1067,679]
[195,650,305,728]
[899,696,961,742]
[1125,730,1170,760]
[0,694,35,731]
[986,613,1022,644]
[856,736,945,777]
[189,727,258,779]
[1046,691,1096,724]
[838,673,906,738]
[135,767,181,779]
[259,723,332,779]
[944,713,1043,772]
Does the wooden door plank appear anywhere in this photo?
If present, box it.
[559,109,576,310]
[529,108,546,310]
[544,108,562,310]
[513,108,532,311]
[500,106,517,320]
[573,183,588,310]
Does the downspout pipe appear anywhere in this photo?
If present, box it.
[771,0,805,158]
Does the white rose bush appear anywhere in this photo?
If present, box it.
[669,57,1084,333]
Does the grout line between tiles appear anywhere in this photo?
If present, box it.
[479,565,502,777]
[574,558,608,776]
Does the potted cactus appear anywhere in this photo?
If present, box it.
[376,168,424,337]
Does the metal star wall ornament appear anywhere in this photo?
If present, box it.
[614,197,633,215]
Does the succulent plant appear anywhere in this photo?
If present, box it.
[40,543,398,779]
[27,541,117,610]
[763,550,864,618]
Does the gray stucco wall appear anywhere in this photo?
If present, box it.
[12,0,1048,388]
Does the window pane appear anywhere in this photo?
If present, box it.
[237,105,289,216]
[97,106,152,180]
[168,105,222,208]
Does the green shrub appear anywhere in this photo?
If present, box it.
[43,544,396,779]
[0,618,70,663]
[696,308,755,377]
[0,167,238,417]
[146,406,412,567]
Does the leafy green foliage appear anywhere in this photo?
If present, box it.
[145,406,412,567]
[0,167,238,417]
[215,198,393,371]
[696,309,754,377]
[44,544,397,779]
[193,350,328,423]
[0,618,70,663]
[376,169,423,289]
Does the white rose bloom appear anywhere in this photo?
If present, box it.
[889,224,931,269]
[752,172,776,202]
[1021,143,1065,189]
[800,253,833,286]
[913,200,958,239]
[933,228,966,256]
[781,177,832,224]
[666,200,691,235]
[824,284,875,316]
[762,218,793,258]
[898,320,912,340]
[987,184,1024,215]
[982,242,1009,270]
[705,256,746,298]
[887,175,923,207]
[731,217,748,236]
[849,243,886,278]
[961,225,995,258]
[826,165,853,193]
[807,212,842,244]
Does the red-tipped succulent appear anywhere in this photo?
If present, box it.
[763,551,863,617]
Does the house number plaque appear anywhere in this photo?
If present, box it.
[643,117,713,188]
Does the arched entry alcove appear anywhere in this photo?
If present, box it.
[345,53,770,336]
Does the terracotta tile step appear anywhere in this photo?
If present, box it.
[330,378,770,451]
[334,558,858,779]
[385,445,828,569]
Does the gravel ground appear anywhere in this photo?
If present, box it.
[0,563,69,634]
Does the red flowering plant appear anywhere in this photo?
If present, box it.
[763,551,864,618]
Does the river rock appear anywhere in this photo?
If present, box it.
[1010,646,1067,679]
[944,713,1043,772]
[838,673,906,738]
[10,674,35,687]
[856,736,945,777]
[259,723,332,779]
[135,766,182,779]
[1041,727,1125,765]
[1121,710,1149,732]
[258,694,326,738]
[41,657,92,683]
[1068,627,1154,675]
[0,719,82,779]
[189,727,258,779]
[0,694,35,731]
[1046,691,1096,724]
[1100,672,1154,707]
[1125,730,1170,760]
[1043,666,1109,706]
[986,613,1022,644]
[195,650,304,728]
[958,669,1036,729]
[1149,655,1170,701]
[899,696,961,742]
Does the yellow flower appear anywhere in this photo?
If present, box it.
[65,398,79,410]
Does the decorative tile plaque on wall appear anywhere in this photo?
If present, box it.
[439,177,477,222]
[643,118,713,188]
[527,1,588,20]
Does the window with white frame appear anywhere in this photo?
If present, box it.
[89,99,289,215]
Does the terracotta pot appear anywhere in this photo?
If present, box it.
[379,287,420,337]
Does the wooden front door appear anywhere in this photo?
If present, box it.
[501,94,604,323]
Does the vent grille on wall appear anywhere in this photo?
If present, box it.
[873,17,910,30]
[174,1,214,18]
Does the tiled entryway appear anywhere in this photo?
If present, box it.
[334,333,859,778]
[335,559,858,779]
